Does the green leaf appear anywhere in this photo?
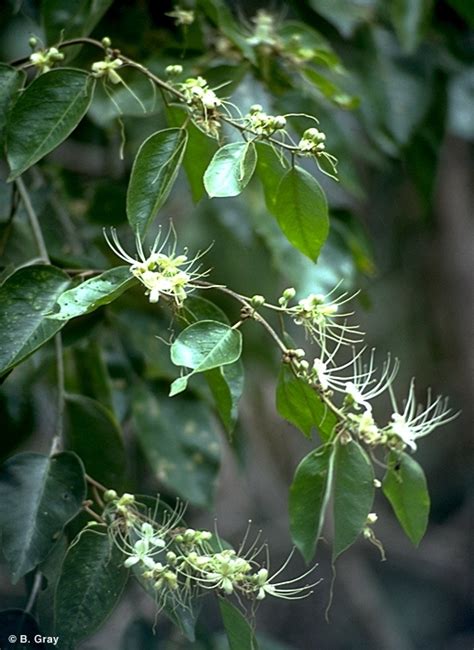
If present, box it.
[42,0,113,42]
[0,265,70,376]
[170,320,243,394]
[204,142,257,198]
[49,266,135,320]
[127,128,188,237]
[308,0,377,37]
[205,361,244,434]
[0,451,86,583]
[167,107,218,203]
[0,64,24,145]
[72,339,114,411]
[390,0,432,54]
[219,598,259,650]
[289,444,335,563]
[276,365,337,440]
[6,69,94,179]
[256,143,287,212]
[333,440,374,559]
[64,394,126,490]
[54,529,128,649]
[271,166,329,261]
[132,384,220,508]
[383,452,430,546]
[302,67,358,109]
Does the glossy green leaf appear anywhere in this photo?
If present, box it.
[132,384,220,508]
[6,69,94,179]
[72,339,114,411]
[333,440,374,559]
[42,0,113,42]
[383,452,430,546]
[54,529,128,649]
[127,128,188,236]
[0,265,70,376]
[271,166,328,261]
[206,362,244,434]
[64,394,126,490]
[289,444,334,563]
[0,451,86,583]
[167,107,218,202]
[0,64,24,145]
[50,266,135,320]
[170,319,242,395]
[219,598,259,650]
[276,365,337,440]
[390,0,432,54]
[204,142,257,198]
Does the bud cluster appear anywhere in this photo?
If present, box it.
[244,104,287,137]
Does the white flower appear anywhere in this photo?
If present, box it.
[124,538,156,569]
[384,382,456,450]
[327,349,399,412]
[252,549,320,601]
[289,284,361,346]
[104,226,210,306]
[91,57,123,83]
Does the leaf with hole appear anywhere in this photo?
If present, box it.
[383,452,430,546]
[50,266,135,320]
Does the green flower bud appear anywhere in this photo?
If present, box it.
[101,37,112,48]
[103,489,118,502]
[165,64,183,76]
[251,294,265,307]
[283,287,296,300]
[28,36,38,49]
[249,103,263,114]
[271,115,287,130]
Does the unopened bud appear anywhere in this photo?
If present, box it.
[367,512,378,525]
[251,294,265,307]
[165,64,183,76]
[283,287,296,300]
[373,479,382,488]
[249,103,263,114]
[271,115,286,130]
[28,36,38,49]
[101,36,112,48]
[103,489,118,502]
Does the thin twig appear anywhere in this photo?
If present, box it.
[24,571,43,614]
[86,474,108,493]
[15,177,49,263]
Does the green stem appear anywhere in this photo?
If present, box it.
[15,177,50,263]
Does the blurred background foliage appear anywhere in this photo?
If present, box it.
[0,0,472,648]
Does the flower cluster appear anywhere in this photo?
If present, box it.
[176,76,224,137]
[101,493,318,611]
[29,46,64,73]
[262,285,455,453]
[104,228,209,306]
